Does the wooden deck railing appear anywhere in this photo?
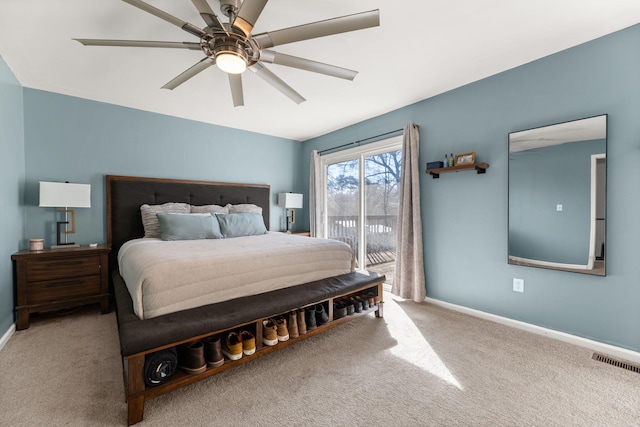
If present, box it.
[327,215,397,266]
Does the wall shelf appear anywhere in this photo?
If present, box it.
[426,162,489,179]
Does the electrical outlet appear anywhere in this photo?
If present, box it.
[556,204,563,211]
[513,278,524,293]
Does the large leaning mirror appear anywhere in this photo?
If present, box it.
[508,114,607,276]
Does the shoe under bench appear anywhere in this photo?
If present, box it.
[112,270,385,426]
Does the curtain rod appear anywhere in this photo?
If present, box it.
[318,128,404,155]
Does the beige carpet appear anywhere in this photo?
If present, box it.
[1,294,639,426]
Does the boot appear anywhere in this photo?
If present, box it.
[275,317,289,342]
[305,306,317,331]
[315,303,329,326]
[297,309,307,335]
[288,311,299,339]
[178,341,207,374]
[204,336,224,368]
[263,319,278,346]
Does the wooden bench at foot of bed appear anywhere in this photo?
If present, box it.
[113,270,385,426]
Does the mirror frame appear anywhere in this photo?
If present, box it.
[508,114,607,276]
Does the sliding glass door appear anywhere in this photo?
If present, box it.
[322,137,402,282]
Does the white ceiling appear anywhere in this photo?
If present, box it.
[1,1,639,141]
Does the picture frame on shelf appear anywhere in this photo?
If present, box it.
[454,151,475,166]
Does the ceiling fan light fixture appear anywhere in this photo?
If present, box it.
[216,52,247,74]
[214,43,248,74]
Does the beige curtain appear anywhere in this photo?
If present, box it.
[309,150,323,238]
[392,122,426,302]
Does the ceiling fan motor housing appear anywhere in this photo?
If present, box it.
[214,40,248,61]
[202,34,257,71]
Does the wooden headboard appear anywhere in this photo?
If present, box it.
[106,175,270,264]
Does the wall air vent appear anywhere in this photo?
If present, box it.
[592,353,640,374]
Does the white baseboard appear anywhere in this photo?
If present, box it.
[425,297,640,364]
[0,323,15,352]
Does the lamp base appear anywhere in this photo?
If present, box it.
[54,220,78,249]
[51,243,81,250]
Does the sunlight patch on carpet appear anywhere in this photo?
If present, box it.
[386,297,463,390]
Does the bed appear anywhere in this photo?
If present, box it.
[106,175,385,425]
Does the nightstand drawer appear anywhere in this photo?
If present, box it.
[27,275,101,304]
[26,255,101,282]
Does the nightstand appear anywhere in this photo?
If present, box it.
[11,244,111,330]
[288,230,311,236]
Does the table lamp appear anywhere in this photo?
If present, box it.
[39,181,91,248]
[278,192,303,232]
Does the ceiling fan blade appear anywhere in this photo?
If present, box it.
[253,9,379,49]
[122,0,206,39]
[162,57,214,90]
[74,39,201,50]
[228,74,244,107]
[259,50,357,80]
[232,0,269,37]
[249,62,305,104]
[191,0,226,32]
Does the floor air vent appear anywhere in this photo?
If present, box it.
[592,353,640,374]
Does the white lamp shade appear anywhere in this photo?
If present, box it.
[278,193,303,209]
[39,181,91,208]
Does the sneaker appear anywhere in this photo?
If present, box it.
[305,306,317,331]
[263,319,278,346]
[221,332,243,361]
[297,309,307,335]
[288,311,299,339]
[178,341,207,374]
[275,317,289,342]
[315,303,329,326]
[203,336,224,368]
[239,330,256,355]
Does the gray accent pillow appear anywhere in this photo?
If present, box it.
[190,204,229,214]
[157,213,223,241]
[140,202,190,238]
[216,213,267,238]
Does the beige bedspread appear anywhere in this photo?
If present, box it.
[118,233,355,319]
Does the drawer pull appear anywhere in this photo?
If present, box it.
[46,261,85,267]
[46,280,84,287]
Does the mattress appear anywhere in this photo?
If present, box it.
[118,233,355,319]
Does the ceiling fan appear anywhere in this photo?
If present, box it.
[75,0,380,106]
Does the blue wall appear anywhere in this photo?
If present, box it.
[22,89,303,247]
[302,24,640,352]
[0,56,25,334]
[4,24,640,354]
[509,139,606,264]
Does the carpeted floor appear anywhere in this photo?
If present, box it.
[1,293,639,426]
